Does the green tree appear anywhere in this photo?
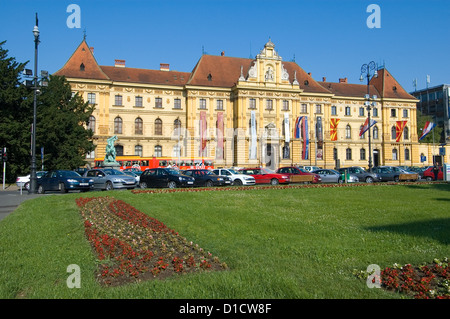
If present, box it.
[36,75,95,170]
[0,41,34,183]
[416,111,443,144]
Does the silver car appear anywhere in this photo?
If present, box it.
[84,168,137,190]
[312,169,359,183]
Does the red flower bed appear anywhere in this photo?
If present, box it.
[76,197,227,286]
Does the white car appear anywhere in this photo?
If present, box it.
[212,168,256,186]
[16,171,47,190]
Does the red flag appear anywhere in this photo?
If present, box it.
[395,121,407,142]
[330,118,340,141]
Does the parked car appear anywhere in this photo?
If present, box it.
[37,170,94,194]
[83,168,137,190]
[182,169,231,187]
[422,166,443,181]
[408,166,431,179]
[302,166,321,172]
[139,168,195,188]
[371,166,418,182]
[276,166,321,184]
[239,167,290,185]
[212,168,256,186]
[338,166,381,183]
[16,171,47,190]
[123,170,140,183]
[312,169,359,183]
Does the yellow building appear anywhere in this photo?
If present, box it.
[55,39,446,169]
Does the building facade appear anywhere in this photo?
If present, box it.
[55,39,448,169]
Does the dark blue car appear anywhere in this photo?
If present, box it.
[37,170,94,194]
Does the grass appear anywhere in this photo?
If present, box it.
[0,183,449,299]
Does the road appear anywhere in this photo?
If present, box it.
[0,186,44,221]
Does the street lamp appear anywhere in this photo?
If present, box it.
[360,61,378,171]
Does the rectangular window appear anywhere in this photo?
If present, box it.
[403,109,408,118]
[346,148,352,160]
[391,109,396,117]
[87,93,96,104]
[135,96,143,107]
[331,106,337,115]
[216,99,224,110]
[282,100,289,111]
[174,98,181,109]
[266,99,273,110]
[359,107,365,116]
[372,108,378,117]
[315,104,322,114]
[115,94,122,106]
[300,104,307,113]
[199,98,206,109]
[249,98,256,109]
[345,106,351,116]
[155,97,163,108]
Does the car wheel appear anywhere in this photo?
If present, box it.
[37,185,45,194]
[59,183,68,193]
[139,182,147,189]
[365,177,374,183]
[425,176,433,181]
[233,179,243,186]
[394,176,400,182]
[105,181,113,191]
[168,181,177,188]
[270,178,279,185]
[24,182,30,190]
[205,180,213,187]
[338,179,344,184]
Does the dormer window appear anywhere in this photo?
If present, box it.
[207,73,212,81]
[80,63,85,71]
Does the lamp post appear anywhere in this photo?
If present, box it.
[360,61,378,172]
[29,14,40,194]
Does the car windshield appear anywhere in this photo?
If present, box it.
[227,169,240,174]
[261,168,276,174]
[61,171,81,177]
[165,169,179,175]
[104,169,126,175]
[297,167,308,173]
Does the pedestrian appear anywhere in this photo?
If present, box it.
[433,163,439,181]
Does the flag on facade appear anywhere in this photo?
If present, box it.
[295,116,302,138]
[200,111,207,152]
[359,117,377,137]
[301,116,309,160]
[330,118,340,141]
[250,111,257,159]
[419,121,436,140]
[395,120,407,142]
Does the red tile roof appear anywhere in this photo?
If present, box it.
[370,68,417,100]
[100,66,189,86]
[320,81,380,98]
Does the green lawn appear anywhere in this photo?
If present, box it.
[0,183,449,299]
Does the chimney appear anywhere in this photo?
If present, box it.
[339,77,348,83]
[115,59,126,68]
[322,77,326,82]
[221,51,225,56]
[90,47,94,54]
[160,63,170,71]
[308,72,312,76]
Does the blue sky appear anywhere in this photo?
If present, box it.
[0,0,449,92]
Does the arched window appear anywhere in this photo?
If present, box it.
[135,145,143,156]
[392,148,398,160]
[391,126,397,140]
[114,116,123,134]
[115,145,124,156]
[373,126,379,139]
[403,126,409,140]
[88,115,96,133]
[155,118,162,135]
[360,148,366,160]
[174,119,181,136]
[154,145,162,157]
[345,125,351,139]
[135,117,143,135]
[405,148,410,161]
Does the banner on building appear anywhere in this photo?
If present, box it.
[284,113,290,143]
[330,118,340,141]
[316,116,323,160]
[395,120,407,142]
[359,117,377,137]
[217,112,224,159]
[418,121,436,140]
[200,111,207,154]
[295,116,302,138]
[301,116,309,160]
[250,111,257,159]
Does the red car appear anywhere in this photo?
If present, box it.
[276,166,322,184]
[239,167,290,185]
[422,166,443,181]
